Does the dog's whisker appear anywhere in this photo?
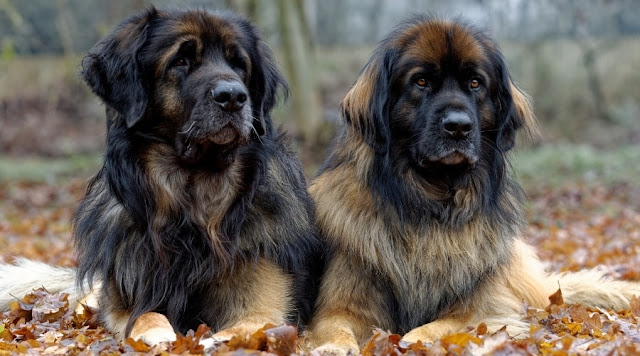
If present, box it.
[250,118,263,145]
[179,121,197,135]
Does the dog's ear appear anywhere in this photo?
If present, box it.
[82,8,157,129]
[341,47,395,154]
[494,54,541,151]
[509,81,541,142]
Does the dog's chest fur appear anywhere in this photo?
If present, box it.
[313,164,515,333]
[145,144,244,234]
[384,222,513,332]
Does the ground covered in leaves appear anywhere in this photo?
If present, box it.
[1,177,639,355]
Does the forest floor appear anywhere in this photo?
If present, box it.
[0,145,639,355]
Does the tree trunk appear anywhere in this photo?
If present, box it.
[580,43,613,123]
[55,0,74,56]
[276,0,324,150]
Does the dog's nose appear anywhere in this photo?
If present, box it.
[442,111,473,138]
[211,80,248,112]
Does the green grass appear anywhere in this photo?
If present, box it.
[512,144,640,188]
[0,154,101,182]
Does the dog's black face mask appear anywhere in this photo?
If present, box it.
[81,9,287,170]
[393,72,485,183]
[341,20,538,189]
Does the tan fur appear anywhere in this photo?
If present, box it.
[144,143,246,266]
[510,82,542,141]
[309,165,518,350]
[102,304,131,340]
[401,21,486,66]
[130,312,176,344]
[341,63,381,132]
[75,289,100,315]
[153,36,203,79]
[308,17,640,356]
[211,258,293,340]
[100,257,293,344]
[552,269,640,310]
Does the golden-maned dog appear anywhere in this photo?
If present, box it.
[0,8,321,345]
[308,16,640,354]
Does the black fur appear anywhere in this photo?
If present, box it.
[74,7,320,336]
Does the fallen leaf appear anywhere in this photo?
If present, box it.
[630,295,640,318]
[361,329,403,356]
[125,338,150,353]
[548,288,564,307]
[476,322,487,336]
[439,332,482,349]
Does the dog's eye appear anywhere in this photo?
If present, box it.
[171,57,189,68]
[415,77,429,89]
[469,78,481,90]
[229,57,248,79]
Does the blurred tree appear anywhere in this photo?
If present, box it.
[276,0,325,149]
[227,0,259,21]
[55,0,74,55]
[0,0,40,54]
[0,0,22,29]
[570,0,624,123]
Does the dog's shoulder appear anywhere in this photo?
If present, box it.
[239,129,319,252]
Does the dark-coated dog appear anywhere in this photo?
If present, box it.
[0,7,321,345]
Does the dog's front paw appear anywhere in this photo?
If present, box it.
[400,326,437,347]
[130,312,177,345]
[135,327,177,345]
[311,343,358,356]
[211,324,259,341]
[199,336,227,350]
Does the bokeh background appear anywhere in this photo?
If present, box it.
[0,2,639,353]
[0,0,639,274]
[2,0,640,170]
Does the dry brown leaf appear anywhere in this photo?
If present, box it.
[2,168,640,355]
[125,337,150,353]
[361,329,405,356]
[630,294,640,318]
[32,292,69,323]
[265,324,298,355]
[226,324,272,352]
[476,322,487,336]
[439,332,482,349]
[548,288,564,306]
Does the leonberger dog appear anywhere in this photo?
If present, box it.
[308,16,640,354]
[0,8,321,345]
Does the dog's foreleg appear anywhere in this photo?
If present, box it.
[129,312,177,344]
[208,259,292,342]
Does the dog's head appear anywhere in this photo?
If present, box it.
[342,17,539,185]
[82,8,287,167]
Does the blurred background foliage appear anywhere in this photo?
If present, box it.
[0,0,639,182]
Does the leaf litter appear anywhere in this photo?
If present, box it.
[1,179,639,355]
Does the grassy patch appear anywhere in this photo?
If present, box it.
[512,144,640,188]
[0,154,101,182]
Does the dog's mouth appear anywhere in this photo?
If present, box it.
[177,123,248,166]
[428,151,477,167]
[418,150,477,169]
[414,149,478,181]
[210,125,240,146]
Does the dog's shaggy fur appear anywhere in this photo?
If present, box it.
[0,8,321,345]
[307,16,640,354]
